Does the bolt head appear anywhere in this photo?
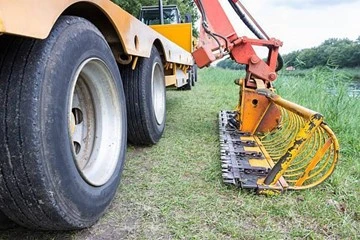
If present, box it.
[250,55,260,64]
[269,72,277,81]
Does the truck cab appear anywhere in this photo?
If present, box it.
[139,4,194,89]
[139,5,181,25]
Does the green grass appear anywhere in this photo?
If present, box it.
[1,67,359,239]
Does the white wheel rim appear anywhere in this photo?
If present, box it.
[151,62,165,125]
[68,58,123,186]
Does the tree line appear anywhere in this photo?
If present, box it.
[112,0,199,36]
[217,57,245,70]
[217,37,360,70]
[283,37,360,69]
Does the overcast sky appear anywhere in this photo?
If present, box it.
[221,0,360,54]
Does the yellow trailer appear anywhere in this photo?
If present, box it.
[0,0,193,230]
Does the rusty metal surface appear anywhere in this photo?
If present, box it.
[0,0,193,66]
[236,80,281,134]
[239,88,278,134]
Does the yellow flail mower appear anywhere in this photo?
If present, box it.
[219,79,339,195]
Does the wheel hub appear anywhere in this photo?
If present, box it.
[151,62,165,125]
[68,58,123,186]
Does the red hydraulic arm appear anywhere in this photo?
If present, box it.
[192,0,283,83]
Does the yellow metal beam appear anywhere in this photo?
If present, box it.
[0,0,193,66]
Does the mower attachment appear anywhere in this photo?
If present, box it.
[219,89,339,195]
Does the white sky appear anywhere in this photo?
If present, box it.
[219,0,360,54]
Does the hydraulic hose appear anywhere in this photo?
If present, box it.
[197,0,229,53]
[227,0,284,71]
[228,0,264,40]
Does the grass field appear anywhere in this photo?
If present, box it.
[0,67,359,239]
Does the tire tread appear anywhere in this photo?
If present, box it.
[0,36,53,228]
[120,47,165,145]
[0,16,126,230]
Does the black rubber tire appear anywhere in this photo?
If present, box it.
[183,80,192,90]
[193,65,198,82]
[182,73,192,91]
[121,47,166,145]
[0,16,127,230]
[0,211,16,230]
[182,66,197,90]
[191,70,195,87]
